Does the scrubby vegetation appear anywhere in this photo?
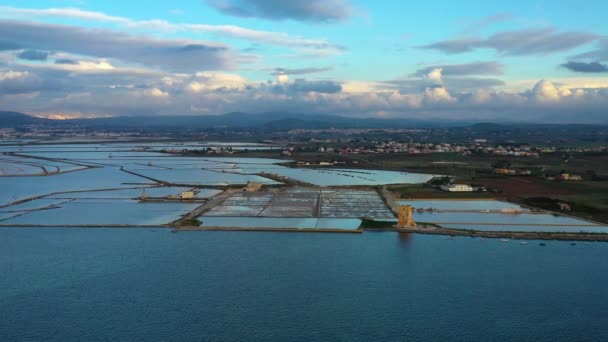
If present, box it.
[359,218,395,229]
[181,218,202,227]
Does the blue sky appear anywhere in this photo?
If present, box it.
[0,0,607,122]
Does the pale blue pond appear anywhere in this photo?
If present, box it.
[1,200,198,225]
[0,155,87,172]
[126,168,280,185]
[0,144,129,153]
[6,149,436,187]
[0,212,19,221]
[414,212,594,225]
[399,200,529,211]
[21,151,169,161]
[0,167,152,206]
[47,187,221,199]
[0,199,67,212]
[260,167,436,186]
[0,161,44,175]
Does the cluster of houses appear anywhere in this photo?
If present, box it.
[551,172,584,181]
[309,142,546,157]
[0,128,16,138]
[297,141,607,157]
[494,167,585,181]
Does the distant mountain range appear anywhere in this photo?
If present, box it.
[0,111,51,126]
[1,111,606,132]
[0,111,469,130]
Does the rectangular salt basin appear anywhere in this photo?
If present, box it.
[442,224,608,234]
[399,200,529,212]
[124,168,280,186]
[205,188,394,219]
[0,212,21,221]
[413,212,594,226]
[264,167,436,186]
[1,200,199,225]
[0,167,152,206]
[0,161,45,175]
[0,199,67,212]
[0,155,86,174]
[200,217,361,230]
[48,187,221,200]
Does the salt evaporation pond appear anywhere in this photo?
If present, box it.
[0,199,67,212]
[9,145,437,187]
[414,211,593,225]
[256,167,435,186]
[1,200,198,225]
[21,151,170,161]
[201,217,361,230]
[0,155,85,175]
[399,199,529,211]
[0,143,130,153]
[0,167,151,206]
[47,187,221,200]
[128,168,280,186]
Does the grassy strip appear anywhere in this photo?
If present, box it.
[522,197,608,224]
[180,218,202,227]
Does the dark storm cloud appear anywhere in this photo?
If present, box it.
[0,20,234,72]
[412,62,503,77]
[208,0,353,23]
[271,66,333,76]
[561,61,608,73]
[17,49,50,61]
[420,28,598,55]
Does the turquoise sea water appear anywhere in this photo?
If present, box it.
[1,228,607,341]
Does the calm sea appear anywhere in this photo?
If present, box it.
[1,228,607,341]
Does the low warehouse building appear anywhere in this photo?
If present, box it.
[440,184,474,192]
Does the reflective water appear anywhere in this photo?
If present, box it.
[414,211,594,225]
[0,229,607,341]
[1,200,198,225]
[46,187,221,199]
[261,167,436,186]
[129,168,280,186]
[399,199,529,211]
[0,167,151,206]
[3,142,437,188]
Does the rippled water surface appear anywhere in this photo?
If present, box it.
[1,228,607,341]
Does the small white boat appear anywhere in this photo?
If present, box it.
[521,242,528,245]
[500,239,510,242]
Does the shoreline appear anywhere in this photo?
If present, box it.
[1,223,607,241]
[395,226,608,242]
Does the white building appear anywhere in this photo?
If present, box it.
[440,184,474,192]
[179,191,196,199]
